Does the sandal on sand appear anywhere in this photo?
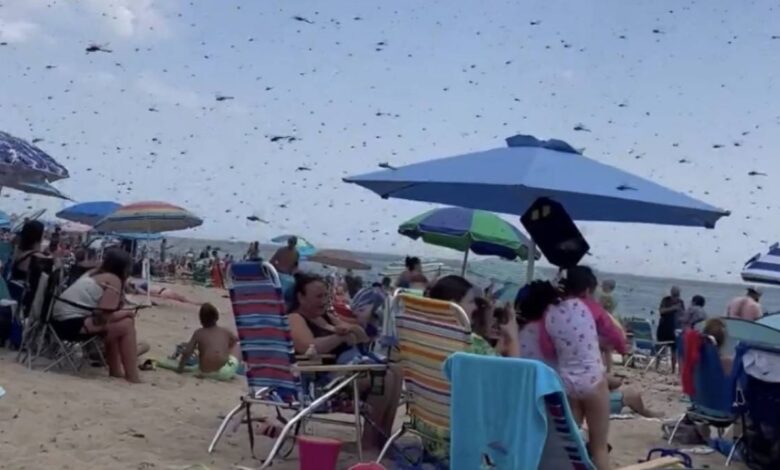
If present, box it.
[139,359,157,371]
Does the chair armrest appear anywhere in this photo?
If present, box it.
[293,363,388,374]
[295,354,336,361]
[617,456,682,470]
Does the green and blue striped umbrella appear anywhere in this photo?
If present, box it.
[399,206,538,273]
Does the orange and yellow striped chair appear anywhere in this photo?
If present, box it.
[376,293,471,465]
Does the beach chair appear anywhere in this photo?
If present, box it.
[730,341,780,469]
[624,317,676,372]
[444,352,688,470]
[16,267,109,372]
[375,293,472,467]
[207,261,387,468]
[668,329,740,465]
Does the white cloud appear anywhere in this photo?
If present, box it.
[134,74,204,108]
[83,0,169,37]
[0,18,39,43]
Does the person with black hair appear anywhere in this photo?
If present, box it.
[680,295,707,329]
[516,279,611,470]
[51,248,142,383]
[428,275,519,357]
[562,266,628,371]
[397,256,428,289]
[287,272,402,449]
[9,220,48,281]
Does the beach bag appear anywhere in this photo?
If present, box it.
[0,304,11,346]
[741,376,780,469]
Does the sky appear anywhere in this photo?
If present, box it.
[0,0,779,281]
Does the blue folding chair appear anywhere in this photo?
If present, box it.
[668,330,740,465]
[730,342,780,469]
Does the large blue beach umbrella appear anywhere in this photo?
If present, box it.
[345,134,729,278]
[57,201,121,226]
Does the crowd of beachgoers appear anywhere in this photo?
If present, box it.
[2,226,775,469]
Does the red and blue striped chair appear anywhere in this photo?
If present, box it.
[209,261,385,468]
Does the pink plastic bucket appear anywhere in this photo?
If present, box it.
[348,464,387,470]
[297,436,342,470]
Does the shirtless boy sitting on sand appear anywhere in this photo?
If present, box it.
[177,303,240,380]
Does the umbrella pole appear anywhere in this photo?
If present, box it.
[145,221,152,306]
[461,250,470,276]
[526,241,536,282]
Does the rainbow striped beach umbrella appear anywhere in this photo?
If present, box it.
[93,201,202,234]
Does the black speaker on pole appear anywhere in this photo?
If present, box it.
[521,197,589,269]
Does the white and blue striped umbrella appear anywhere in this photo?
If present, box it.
[742,243,780,286]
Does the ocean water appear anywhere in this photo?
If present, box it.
[164,236,780,322]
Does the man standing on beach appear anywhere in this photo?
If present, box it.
[658,286,685,373]
[271,236,299,275]
[727,287,763,321]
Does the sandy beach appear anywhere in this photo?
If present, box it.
[0,283,743,470]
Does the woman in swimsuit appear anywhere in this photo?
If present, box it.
[518,281,612,470]
[287,273,402,449]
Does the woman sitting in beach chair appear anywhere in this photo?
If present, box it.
[427,275,520,357]
[287,272,403,449]
[51,248,142,383]
[701,318,733,375]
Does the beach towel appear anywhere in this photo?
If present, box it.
[443,352,563,470]
[156,355,239,382]
[681,329,703,396]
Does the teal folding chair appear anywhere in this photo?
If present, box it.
[624,317,676,372]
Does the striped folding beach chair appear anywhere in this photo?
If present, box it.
[376,293,471,466]
[208,261,386,468]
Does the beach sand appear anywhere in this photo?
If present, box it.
[0,283,744,470]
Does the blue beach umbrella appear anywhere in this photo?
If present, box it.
[345,134,729,279]
[345,134,728,228]
[56,201,121,226]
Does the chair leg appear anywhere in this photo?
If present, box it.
[258,373,360,470]
[208,402,244,454]
[667,414,686,444]
[245,401,256,459]
[377,426,406,463]
[353,378,364,462]
[42,332,79,373]
[726,436,741,466]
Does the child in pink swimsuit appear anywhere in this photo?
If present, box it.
[517,279,612,470]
